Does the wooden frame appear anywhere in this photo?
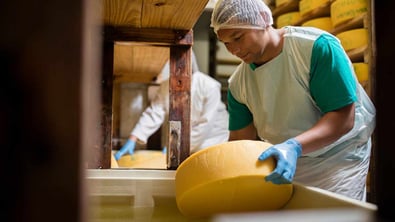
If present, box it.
[89,0,209,169]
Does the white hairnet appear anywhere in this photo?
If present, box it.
[210,0,274,34]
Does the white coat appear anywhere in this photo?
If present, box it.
[131,71,229,153]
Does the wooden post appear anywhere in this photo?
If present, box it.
[91,40,114,169]
[167,46,192,169]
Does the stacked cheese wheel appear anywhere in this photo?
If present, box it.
[331,0,368,28]
[175,140,293,218]
[276,11,301,28]
[302,17,333,32]
[353,62,369,83]
[336,28,368,51]
[299,0,329,17]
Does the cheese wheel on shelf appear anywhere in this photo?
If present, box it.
[175,140,293,218]
[331,0,368,28]
[302,17,333,32]
[276,11,301,28]
[115,150,166,168]
[336,28,368,51]
[353,62,369,83]
[299,0,329,17]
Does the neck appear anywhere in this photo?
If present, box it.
[254,27,285,66]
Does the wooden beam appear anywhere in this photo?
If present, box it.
[104,26,193,45]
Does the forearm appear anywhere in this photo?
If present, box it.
[229,122,258,141]
[295,103,355,154]
[128,134,138,142]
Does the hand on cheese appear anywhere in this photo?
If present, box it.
[175,140,293,218]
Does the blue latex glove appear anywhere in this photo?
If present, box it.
[258,138,302,184]
[114,139,136,160]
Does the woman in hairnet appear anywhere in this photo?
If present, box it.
[115,52,229,160]
[211,0,375,201]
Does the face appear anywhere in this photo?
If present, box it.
[217,28,267,64]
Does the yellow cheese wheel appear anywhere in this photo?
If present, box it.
[302,17,333,32]
[331,0,368,28]
[336,28,368,51]
[353,62,369,83]
[299,0,329,17]
[276,11,301,28]
[175,140,293,218]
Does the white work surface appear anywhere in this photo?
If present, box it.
[86,169,377,222]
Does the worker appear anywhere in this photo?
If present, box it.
[211,0,376,201]
[114,52,229,160]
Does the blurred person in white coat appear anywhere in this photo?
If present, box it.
[115,52,229,160]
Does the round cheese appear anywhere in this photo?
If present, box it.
[276,11,301,28]
[336,28,368,51]
[302,17,333,32]
[331,0,368,28]
[299,0,329,17]
[353,62,369,83]
[175,140,293,218]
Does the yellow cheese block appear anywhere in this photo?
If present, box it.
[299,0,329,17]
[111,152,119,168]
[115,150,166,169]
[175,140,293,218]
[336,28,368,51]
[353,62,369,83]
[276,11,301,28]
[302,17,333,32]
[331,0,368,28]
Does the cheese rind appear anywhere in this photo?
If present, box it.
[299,0,329,17]
[276,11,301,28]
[175,140,293,217]
[302,17,333,32]
[331,0,368,28]
[353,62,369,83]
[336,28,368,51]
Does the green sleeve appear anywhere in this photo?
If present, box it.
[310,33,357,113]
[227,90,253,130]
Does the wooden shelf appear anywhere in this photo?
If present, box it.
[272,0,299,17]
[96,0,210,169]
[294,2,331,26]
[216,58,242,66]
[347,45,368,63]
[113,44,169,83]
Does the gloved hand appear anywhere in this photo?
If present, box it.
[114,139,136,160]
[258,138,302,184]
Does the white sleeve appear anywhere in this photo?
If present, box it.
[190,74,225,151]
[131,81,168,144]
